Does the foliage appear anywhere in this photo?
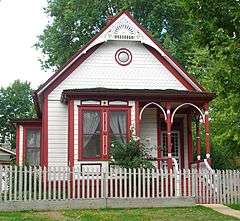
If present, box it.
[110,136,154,169]
[36,0,240,169]
[35,0,188,70]
[0,80,36,147]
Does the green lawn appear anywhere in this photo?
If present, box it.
[227,204,240,211]
[0,206,238,221]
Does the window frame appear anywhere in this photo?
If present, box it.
[78,105,131,161]
[23,126,41,165]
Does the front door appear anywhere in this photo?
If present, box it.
[158,118,184,170]
[160,131,181,167]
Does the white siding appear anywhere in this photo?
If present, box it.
[19,126,23,166]
[48,101,68,167]
[49,41,187,100]
[140,108,158,158]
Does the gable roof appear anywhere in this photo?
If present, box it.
[34,10,206,114]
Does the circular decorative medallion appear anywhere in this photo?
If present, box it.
[115,48,132,66]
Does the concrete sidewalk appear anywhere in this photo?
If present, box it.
[203,204,240,219]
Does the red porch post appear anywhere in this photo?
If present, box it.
[187,113,193,168]
[204,103,211,165]
[165,102,172,170]
[196,115,201,169]
[135,101,141,137]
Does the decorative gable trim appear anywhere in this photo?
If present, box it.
[35,10,206,113]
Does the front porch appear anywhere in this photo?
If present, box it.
[139,101,211,171]
[62,88,215,171]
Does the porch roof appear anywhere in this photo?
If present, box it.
[61,88,215,104]
[12,118,42,126]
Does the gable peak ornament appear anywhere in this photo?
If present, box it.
[105,17,143,41]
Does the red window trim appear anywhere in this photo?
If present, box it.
[78,105,131,161]
[23,126,41,165]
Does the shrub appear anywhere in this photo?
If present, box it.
[110,135,154,169]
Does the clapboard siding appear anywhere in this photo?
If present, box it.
[48,100,68,167]
[49,41,187,100]
[140,108,158,158]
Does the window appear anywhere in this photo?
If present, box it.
[82,111,101,158]
[161,131,180,159]
[109,111,127,143]
[79,106,130,160]
[115,48,132,66]
[26,128,40,165]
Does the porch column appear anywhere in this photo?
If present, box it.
[204,103,211,165]
[196,115,201,169]
[165,102,172,170]
[135,101,141,137]
[187,113,193,168]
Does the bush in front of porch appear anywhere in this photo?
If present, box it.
[110,135,154,169]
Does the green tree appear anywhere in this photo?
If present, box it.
[0,80,36,147]
[178,0,240,169]
[35,0,188,70]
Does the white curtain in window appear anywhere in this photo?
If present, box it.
[110,111,126,142]
[83,111,100,147]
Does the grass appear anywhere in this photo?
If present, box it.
[227,204,240,210]
[0,206,239,221]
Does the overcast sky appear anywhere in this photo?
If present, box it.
[0,0,52,89]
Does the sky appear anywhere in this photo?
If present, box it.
[0,0,52,89]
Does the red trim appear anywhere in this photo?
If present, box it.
[180,119,184,169]
[78,105,131,161]
[23,126,41,164]
[16,125,19,164]
[165,102,173,170]
[187,114,193,167]
[102,108,108,159]
[145,45,194,91]
[135,101,140,136]
[157,109,161,169]
[115,48,132,66]
[41,97,48,166]
[68,100,74,167]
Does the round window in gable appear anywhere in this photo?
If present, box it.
[115,48,132,66]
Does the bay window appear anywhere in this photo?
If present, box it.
[79,106,130,160]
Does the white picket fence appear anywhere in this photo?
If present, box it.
[0,165,239,204]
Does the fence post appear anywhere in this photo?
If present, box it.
[102,169,107,199]
[175,169,180,197]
